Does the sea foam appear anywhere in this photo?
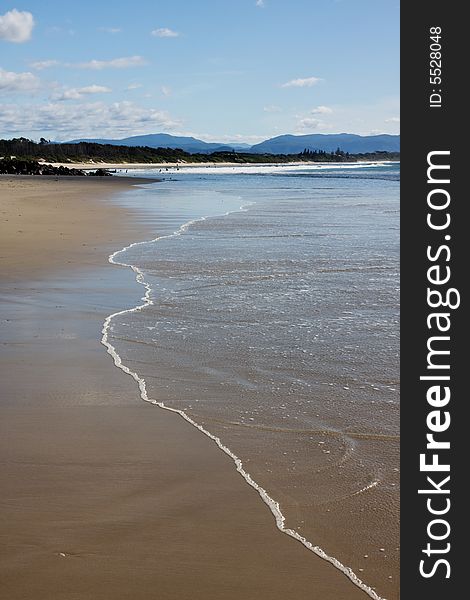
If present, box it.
[101,200,387,600]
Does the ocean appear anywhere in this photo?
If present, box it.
[103,162,400,599]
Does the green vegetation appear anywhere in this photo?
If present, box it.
[0,138,399,166]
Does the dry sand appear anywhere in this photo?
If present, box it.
[0,176,369,599]
[47,161,319,170]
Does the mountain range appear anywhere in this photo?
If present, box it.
[67,133,251,154]
[66,132,400,155]
[249,133,399,154]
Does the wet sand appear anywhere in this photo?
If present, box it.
[47,160,354,171]
[0,175,156,281]
[0,176,369,599]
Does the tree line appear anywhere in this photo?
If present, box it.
[0,138,399,165]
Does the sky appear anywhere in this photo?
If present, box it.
[0,1,399,143]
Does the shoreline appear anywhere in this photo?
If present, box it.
[104,203,383,600]
[44,159,399,171]
[0,176,370,599]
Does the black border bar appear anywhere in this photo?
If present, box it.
[401,3,464,598]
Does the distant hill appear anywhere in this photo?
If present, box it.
[65,132,399,155]
[249,134,400,154]
[0,137,399,166]
[66,133,250,153]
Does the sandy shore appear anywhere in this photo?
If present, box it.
[45,160,390,171]
[0,175,158,281]
[0,176,369,599]
[48,161,248,170]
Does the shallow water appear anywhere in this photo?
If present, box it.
[107,163,400,599]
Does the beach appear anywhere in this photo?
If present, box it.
[101,165,399,599]
[44,160,393,172]
[0,175,371,600]
[47,161,247,170]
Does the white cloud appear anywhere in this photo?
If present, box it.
[126,83,143,90]
[0,68,40,92]
[161,85,172,97]
[29,56,147,71]
[53,85,112,101]
[79,85,112,94]
[98,27,122,34]
[298,117,323,130]
[78,56,147,69]
[0,101,182,139]
[281,76,322,88]
[53,90,83,101]
[310,105,333,115]
[0,9,34,43]
[30,59,60,70]
[255,0,266,7]
[263,105,281,112]
[151,27,179,38]
[385,117,400,123]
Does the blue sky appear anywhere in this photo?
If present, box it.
[0,1,399,142]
